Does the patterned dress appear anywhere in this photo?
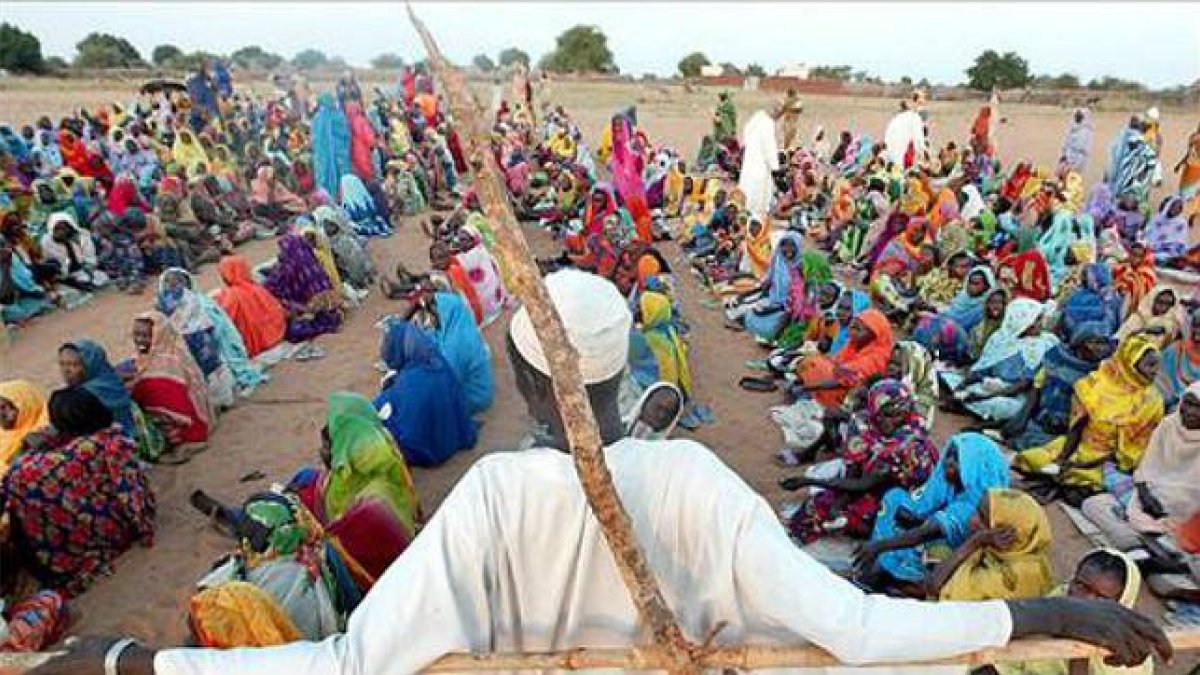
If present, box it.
[1,425,155,596]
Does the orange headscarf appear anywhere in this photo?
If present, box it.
[215,256,288,357]
[801,308,895,408]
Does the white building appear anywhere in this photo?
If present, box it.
[699,64,725,78]
[776,63,810,79]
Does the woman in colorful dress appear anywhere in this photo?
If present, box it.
[783,379,939,543]
[1156,308,1200,409]
[127,311,213,451]
[263,234,345,343]
[1,386,155,596]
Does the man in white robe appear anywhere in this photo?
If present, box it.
[35,271,1171,675]
[738,106,782,220]
[884,108,927,169]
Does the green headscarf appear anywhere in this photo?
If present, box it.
[323,392,420,533]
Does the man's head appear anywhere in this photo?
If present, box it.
[507,270,632,448]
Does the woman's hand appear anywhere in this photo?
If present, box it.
[27,636,153,675]
[974,525,1017,550]
[852,540,885,574]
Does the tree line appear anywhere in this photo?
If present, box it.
[0,21,1175,94]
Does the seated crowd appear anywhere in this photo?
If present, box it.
[2,65,1199,675]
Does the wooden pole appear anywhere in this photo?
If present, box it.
[3,629,1198,673]
[403,3,699,672]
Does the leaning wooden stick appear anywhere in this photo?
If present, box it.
[424,628,1200,671]
[404,4,700,673]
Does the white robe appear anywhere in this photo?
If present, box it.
[157,440,1012,675]
[883,110,927,168]
[738,110,781,219]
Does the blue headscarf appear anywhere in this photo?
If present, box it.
[1061,263,1122,336]
[374,321,477,467]
[64,339,135,435]
[874,432,1010,581]
[311,93,353,198]
[764,231,805,307]
[338,174,392,237]
[829,289,871,355]
[1039,211,1077,289]
[1036,321,1110,432]
[429,292,494,415]
[942,265,997,332]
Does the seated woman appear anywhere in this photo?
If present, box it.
[214,255,288,360]
[886,340,938,429]
[1116,286,1180,350]
[1059,263,1124,338]
[1,243,54,325]
[916,249,976,311]
[1113,241,1157,317]
[453,224,509,327]
[0,387,155,597]
[0,380,49,472]
[57,339,135,436]
[941,298,1058,425]
[1155,308,1200,410]
[966,287,1009,363]
[857,433,1010,595]
[783,379,938,543]
[996,238,1052,303]
[249,165,306,226]
[159,267,266,397]
[989,549,1152,675]
[398,288,494,416]
[1015,334,1165,507]
[126,311,214,454]
[40,212,109,291]
[154,193,222,270]
[152,271,235,410]
[729,232,807,344]
[339,174,393,238]
[792,308,895,409]
[932,488,1053,602]
[1006,321,1113,451]
[314,206,377,293]
[374,320,477,467]
[1078,382,1200,553]
[289,391,422,580]
[912,265,998,366]
[636,289,705,425]
[429,240,484,326]
[263,234,346,343]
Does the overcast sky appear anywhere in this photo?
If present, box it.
[5,2,1199,87]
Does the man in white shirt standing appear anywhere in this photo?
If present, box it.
[738,105,783,221]
[35,271,1172,675]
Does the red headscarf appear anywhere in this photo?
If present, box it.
[107,175,148,216]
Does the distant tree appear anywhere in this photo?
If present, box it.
[231,45,283,70]
[1086,75,1145,92]
[292,48,329,70]
[151,44,183,67]
[169,51,221,73]
[74,32,144,68]
[719,62,741,77]
[327,55,349,70]
[745,63,766,78]
[540,25,615,74]
[809,64,854,81]
[1031,72,1081,89]
[471,53,496,72]
[498,47,530,68]
[370,52,406,69]
[0,23,45,74]
[966,49,1031,91]
[899,75,913,86]
[677,51,710,78]
[44,56,68,72]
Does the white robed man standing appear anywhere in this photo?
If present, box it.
[738,105,782,220]
[31,272,1172,675]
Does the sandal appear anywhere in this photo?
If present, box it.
[738,376,778,393]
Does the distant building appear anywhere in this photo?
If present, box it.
[699,64,724,78]
[776,63,810,80]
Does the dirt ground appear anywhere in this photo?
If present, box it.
[3,77,1198,669]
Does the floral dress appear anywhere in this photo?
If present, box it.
[1,425,155,596]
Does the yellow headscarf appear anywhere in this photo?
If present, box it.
[0,380,49,471]
[299,222,343,289]
[899,177,930,215]
[172,128,210,175]
[996,548,1152,675]
[640,291,693,396]
[940,489,1054,602]
[189,581,303,648]
[1016,336,1165,488]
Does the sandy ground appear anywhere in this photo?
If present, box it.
[3,78,1198,669]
